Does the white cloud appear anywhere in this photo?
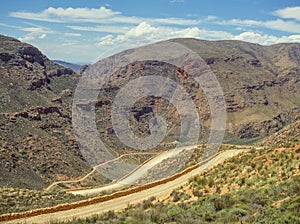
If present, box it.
[67,25,130,34]
[216,19,260,26]
[19,34,35,42]
[0,23,20,28]
[97,35,115,45]
[0,22,9,27]
[216,18,300,33]
[10,13,61,23]
[10,6,120,23]
[274,6,300,21]
[150,17,199,26]
[21,27,47,32]
[186,13,198,18]
[212,6,300,33]
[64,32,82,37]
[10,6,199,26]
[205,15,218,21]
[233,31,300,45]
[45,6,119,18]
[90,15,199,26]
[170,0,185,3]
[121,22,160,39]
[38,34,47,39]
[177,27,233,39]
[18,27,53,42]
[97,22,233,47]
[264,19,300,33]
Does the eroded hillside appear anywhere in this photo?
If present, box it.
[0,35,299,189]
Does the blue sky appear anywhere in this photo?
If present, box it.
[1,0,300,63]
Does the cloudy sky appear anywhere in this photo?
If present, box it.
[1,0,300,63]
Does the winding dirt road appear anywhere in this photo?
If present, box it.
[46,152,158,191]
[69,145,197,196]
[5,149,249,224]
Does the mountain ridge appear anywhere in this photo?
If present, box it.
[52,60,82,73]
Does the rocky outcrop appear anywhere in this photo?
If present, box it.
[241,80,277,91]
[78,64,89,74]
[259,120,300,147]
[234,108,300,139]
[247,59,261,67]
[0,52,13,61]
[17,46,46,66]
[133,106,153,121]
[0,35,75,91]
[225,93,245,112]
[46,68,74,77]
[224,55,243,62]
[12,106,67,121]
[205,57,219,65]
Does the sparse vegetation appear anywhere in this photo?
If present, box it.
[189,147,299,196]
[0,188,86,214]
[54,175,300,224]
[52,144,300,224]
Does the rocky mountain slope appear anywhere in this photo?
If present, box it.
[176,39,300,139]
[0,35,90,189]
[81,38,300,156]
[258,120,300,148]
[0,34,299,189]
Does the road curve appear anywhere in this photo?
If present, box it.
[4,149,248,224]
[46,152,158,191]
[69,145,197,196]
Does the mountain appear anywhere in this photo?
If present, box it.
[175,39,300,139]
[52,60,82,73]
[80,38,300,156]
[0,35,91,189]
[0,34,299,189]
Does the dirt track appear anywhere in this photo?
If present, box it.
[4,149,248,224]
[46,152,158,191]
[69,145,197,196]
